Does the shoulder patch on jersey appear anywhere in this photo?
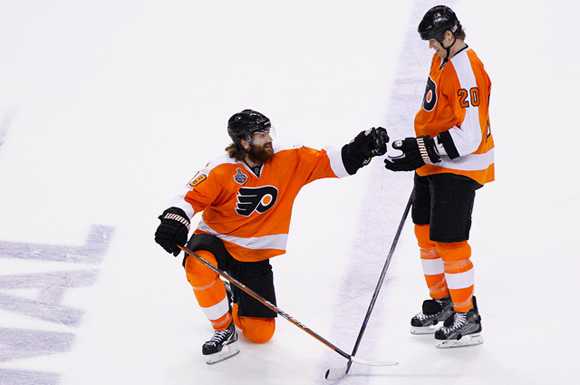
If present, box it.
[233,168,248,185]
[187,173,207,189]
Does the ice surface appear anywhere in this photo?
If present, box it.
[0,0,578,384]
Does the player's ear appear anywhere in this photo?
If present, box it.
[443,30,454,42]
[239,138,251,151]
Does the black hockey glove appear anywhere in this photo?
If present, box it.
[154,207,191,256]
[342,127,390,175]
[384,136,440,172]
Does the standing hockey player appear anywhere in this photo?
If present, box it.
[384,5,494,348]
[154,109,389,363]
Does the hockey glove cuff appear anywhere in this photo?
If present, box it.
[155,207,191,256]
[384,135,440,172]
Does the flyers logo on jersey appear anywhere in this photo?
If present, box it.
[422,76,437,112]
[236,186,278,216]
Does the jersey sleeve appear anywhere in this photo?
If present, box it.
[324,145,351,178]
[287,144,349,186]
[434,54,486,158]
[167,166,223,220]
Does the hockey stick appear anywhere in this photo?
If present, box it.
[177,244,397,369]
[325,192,413,381]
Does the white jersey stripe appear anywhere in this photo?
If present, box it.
[433,147,494,173]
[197,220,289,251]
[169,190,195,218]
[324,145,350,178]
[447,49,483,156]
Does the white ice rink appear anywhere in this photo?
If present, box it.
[1,0,578,384]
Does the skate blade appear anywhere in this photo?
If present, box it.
[410,325,439,335]
[204,341,240,364]
[435,333,483,349]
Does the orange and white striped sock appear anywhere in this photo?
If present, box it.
[415,224,448,299]
[437,241,474,312]
[184,250,231,330]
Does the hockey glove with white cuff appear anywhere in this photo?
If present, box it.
[384,135,440,172]
[155,207,191,256]
[342,127,390,175]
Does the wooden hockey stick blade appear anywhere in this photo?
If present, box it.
[325,358,398,381]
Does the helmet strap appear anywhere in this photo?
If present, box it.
[446,36,456,59]
[439,32,457,62]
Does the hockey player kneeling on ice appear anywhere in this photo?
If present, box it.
[384,5,493,348]
[154,109,389,364]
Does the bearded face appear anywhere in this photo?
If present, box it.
[249,142,274,162]
[243,130,274,163]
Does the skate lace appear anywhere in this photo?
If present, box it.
[416,299,448,321]
[209,328,231,344]
[443,312,467,333]
[415,312,430,321]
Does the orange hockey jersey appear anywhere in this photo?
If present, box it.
[168,143,349,262]
[415,48,494,185]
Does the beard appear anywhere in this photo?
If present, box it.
[248,142,274,163]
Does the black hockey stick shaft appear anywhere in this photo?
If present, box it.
[177,244,386,365]
[345,193,412,374]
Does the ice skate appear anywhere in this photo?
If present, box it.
[410,295,453,334]
[434,297,483,348]
[202,321,240,364]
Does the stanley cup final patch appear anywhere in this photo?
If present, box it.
[233,168,248,185]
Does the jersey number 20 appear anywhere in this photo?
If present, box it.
[457,87,480,108]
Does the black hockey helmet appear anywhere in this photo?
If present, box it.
[227,109,271,143]
[418,5,459,43]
